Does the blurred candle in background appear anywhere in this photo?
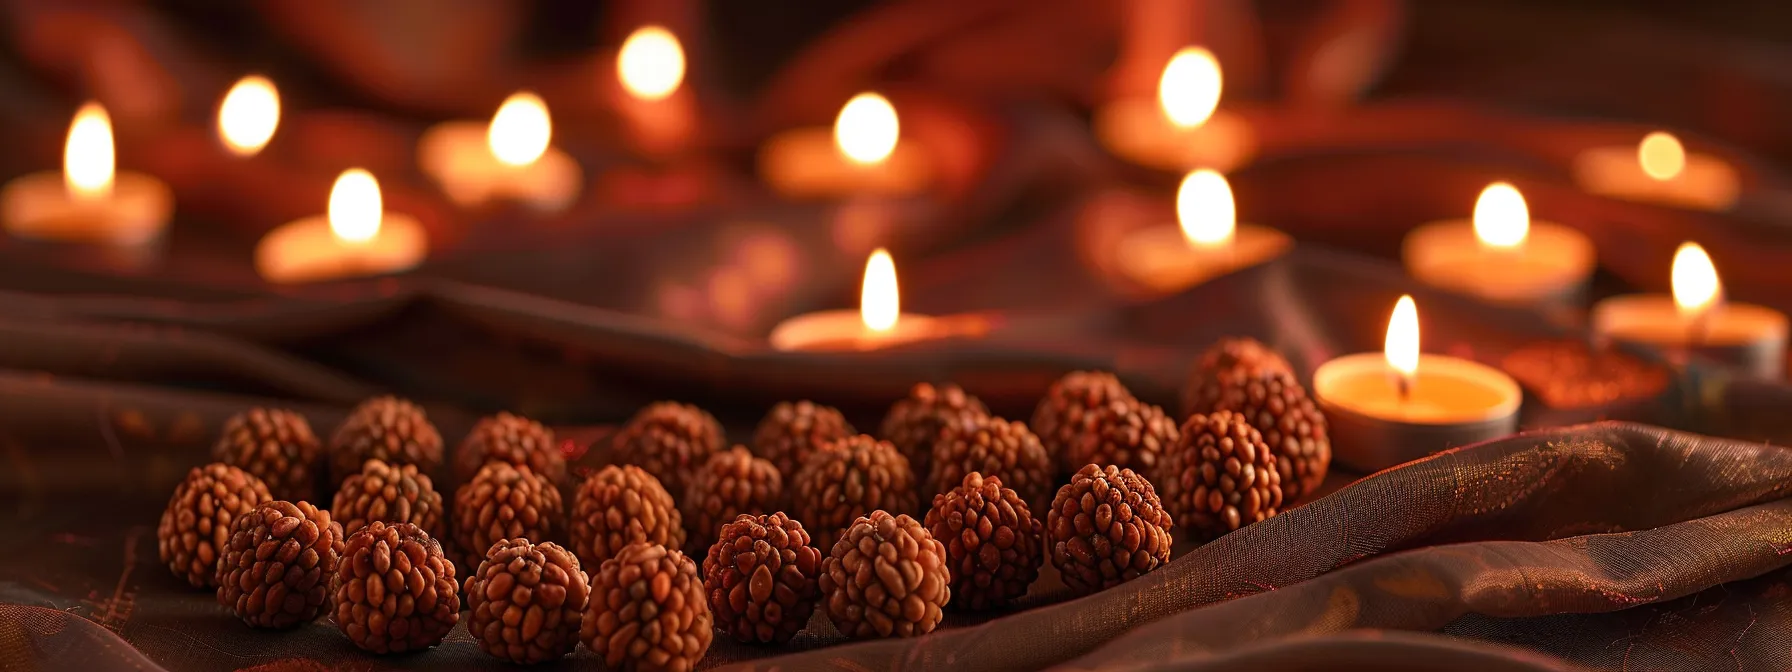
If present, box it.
[255,168,426,284]
[418,91,581,212]
[759,92,933,200]
[1572,131,1740,211]
[217,75,281,157]
[1402,182,1595,306]
[614,25,697,158]
[1111,168,1290,293]
[768,248,984,351]
[1093,46,1255,173]
[1592,242,1786,379]
[1,102,173,249]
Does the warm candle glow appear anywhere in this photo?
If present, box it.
[64,103,115,201]
[1638,132,1687,182]
[834,93,900,166]
[618,25,685,101]
[487,91,552,167]
[1385,295,1420,378]
[1158,46,1222,128]
[1671,242,1721,315]
[1472,182,1528,249]
[218,75,280,156]
[1176,169,1235,247]
[327,169,382,244]
[860,248,899,332]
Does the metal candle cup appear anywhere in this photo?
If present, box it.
[1402,183,1595,307]
[1571,132,1740,211]
[1314,353,1523,472]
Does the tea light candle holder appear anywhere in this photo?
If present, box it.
[1112,169,1291,294]
[758,92,932,200]
[1093,47,1255,173]
[217,75,281,157]
[1572,132,1740,211]
[1,103,173,248]
[1313,295,1523,472]
[254,169,427,284]
[614,24,697,158]
[768,248,986,351]
[1402,182,1595,306]
[417,91,581,212]
[1592,242,1787,379]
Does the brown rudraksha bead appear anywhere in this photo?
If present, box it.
[611,401,725,496]
[1047,464,1173,595]
[331,458,444,540]
[158,463,273,588]
[701,512,822,644]
[927,415,1055,510]
[753,400,854,482]
[1030,371,1134,475]
[328,396,444,487]
[570,464,684,570]
[790,434,918,552]
[453,462,564,570]
[212,408,322,502]
[1160,411,1283,543]
[681,447,781,554]
[879,382,989,478]
[1197,370,1330,504]
[464,538,591,664]
[1065,397,1179,477]
[923,472,1044,610]
[1179,337,1294,418]
[819,510,948,639]
[454,411,566,486]
[215,500,339,628]
[332,521,459,653]
[582,542,713,671]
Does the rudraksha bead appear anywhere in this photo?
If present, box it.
[332,521,459,653]
[570,465,684,570]
[819,511,948,639]
[790,434,917,552]
[1160,411,1283,542]
[157,463,272,588]
[328,396,444,487]
[753,400,854,482]
[927,415,1055,510]
[702,512,822,644]
[454,411,565,486]
[453,462,563,570]
[923,472,1043,610]
[464,538,590,664]
[611,401,725,496]
[331,458,444,540]
[1046,464,1173,595]
[215,500,339,628]
[211,408,322,502]
[879,382,989,478]
[681,447,781,554]
[1030,371,1133,475]
[582,542,712,671]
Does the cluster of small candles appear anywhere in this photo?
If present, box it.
[0,28,1785,467]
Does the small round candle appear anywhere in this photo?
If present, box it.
[1313,295,1523,472]
[417,91,581,212]
[1093,46,1255,173]
[1572,131,1740,211]
[758,92,933,200]
[255,168,427,284]
[1402,182,1595,306]
[1,102,173,247]
[614,24,697,157]
[768,248,983,351]
[1113,169,1291,293]
[1591,242,1787,379]
[217,75,281,157]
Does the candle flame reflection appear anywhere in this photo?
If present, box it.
[64,102,115,201]
[1158,46,1222,128]
[1671,242,1721,315]
[618,26,685,101]
[1176,169,1235,247]
[488,91,552,167]
[861,248,899,332]
[1472,182,1528,249]
[218,75,280,156]
[835,93,900,166]
[328,169,382,244]
[1385,295,1420,378]
[1639,132,1686,181]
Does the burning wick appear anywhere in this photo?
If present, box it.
[1671,242,1720,347]
[1385,295,1420,402]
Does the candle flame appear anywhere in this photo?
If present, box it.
[834,93,900,166]
[1385,295,1420,378]
[218,75,280,156]
[1671,242,1721,315]
[1158,46,1222,128]
[487,91,552,167]
[1638,131,1686,181]
[1472,182,1528,249]
[328,169,382,244]
[618,25,685,101]
[860,248,899,332]
[64,102,114,201]
[1176,169,1235,247]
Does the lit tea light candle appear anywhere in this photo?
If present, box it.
[1314,295,1523,472]
[1112,169,1290,293]
[255,168,427,284]
[1592,242,1787,379]
[1572,131,1740,211]
[768,248,985,351]
[217,75,281,157]
[1402,182,1595,305]
[1092,46,1255,173]
[758,92,933,200]
[614,24,697,157]
[1,102,173,246]
[417,91,581,212]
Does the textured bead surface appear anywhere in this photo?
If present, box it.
[1031,371,1134,475]
[927,415,1055,511]
[453,462,564,570]
[582,542,713,672]
[215,500,340,628]
[753,400,854,482]
[157,463,273,588]
[1160,411,1283,542]
[331,521,460,654]
[879,382,989,479]
[1197,370,1331,503]
[791,434,918,553]
[819,510,949,639]
[328,396,444,487]
[211,408,322,502]
[1180,337,1294,418]
[571,465,684,570]
[1046,464,1174,595]
[923,472,1044,610]
[612,401,725,496]
[463,538,590,664]
[681,447,781,555]
[702,513,821,645]
[1066,398,1179,477]
[454,411,565,485]
[331,458,443,540]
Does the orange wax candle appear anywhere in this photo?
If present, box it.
[758,93,932,200]
[1572,132,1740,211]
[1402,182,1595,305]
[1591,242,1787,379]
[1093,47,1255,173]
[1,103,173,247]
[255,168,427,284]
[614,24,697,158]
[768,248,984,351]
[1113,169,1290,293]
[1313,296,1523,471]
[418,91,581,212]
